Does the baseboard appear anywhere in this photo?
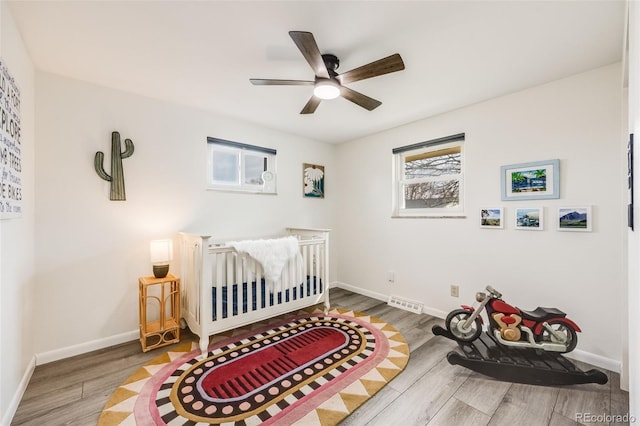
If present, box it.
[35,329,139,365]
[331,281,387,302]
[331,281,448,318]
[330,281,620,374]
[2,355,36,426]
[565,349,621,374]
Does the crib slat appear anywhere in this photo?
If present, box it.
[247,259,260,312]
[300,245,309,297]
[228,254,236,318]
[240,255,251,315]
[256,263,263,309]
[313,243,318,295]
[286,256,294,298]
[215,253,223,321]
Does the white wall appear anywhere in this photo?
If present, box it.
[0,2,36,423]
[34,72,336,356]
[0,21,627,421]
[335,63,625,367]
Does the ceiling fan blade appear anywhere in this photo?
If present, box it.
[340,86,382,111]
[339,53,405,84]
[301,96,321,114]
[250,79,314,86]
[289,31,330,79]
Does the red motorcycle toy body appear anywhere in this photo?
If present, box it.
[445,286,580,353]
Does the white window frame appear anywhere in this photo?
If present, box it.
[392,133,465,218]
[207,137,277,194]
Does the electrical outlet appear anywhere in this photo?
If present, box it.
[387,270,395,283]
[450,284,459,298]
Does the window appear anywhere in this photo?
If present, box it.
[207,137,276,193]
[392,133,465,217]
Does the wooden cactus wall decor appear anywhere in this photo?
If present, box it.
[94,131,135,201]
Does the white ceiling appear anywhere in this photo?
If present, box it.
[8,0,626,144]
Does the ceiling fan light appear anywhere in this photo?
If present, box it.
[313,80,340,100]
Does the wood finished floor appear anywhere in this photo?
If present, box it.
[11,287,629,425]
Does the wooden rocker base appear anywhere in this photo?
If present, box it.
[432,325,608,386]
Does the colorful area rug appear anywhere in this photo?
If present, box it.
[98,307,409,425]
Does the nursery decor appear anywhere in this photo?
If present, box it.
[558,206,592,232]
[480,208,504,228]
[94,131,135,201]
[138,274,180,352]
[180,228,330,358]
[0,58,23,219]
[434,285,607,386]
[98,307,409,426]
[515,207,543,230]
[501,159,559,201]
[303,163,325,198]
[149,239,173,278]
[629,134,634,230]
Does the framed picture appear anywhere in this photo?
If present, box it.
[480,208,504,229]
[515,207,543,230]
[303,163,325,198]
[628,134,634,230]
[501,159,560,201]
[558,206,592,232]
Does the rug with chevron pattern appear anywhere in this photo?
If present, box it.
[98,307,409,425]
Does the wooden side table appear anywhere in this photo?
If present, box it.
[139,273,180,352]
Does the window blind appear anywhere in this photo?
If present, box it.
[207,137,277,155]
[392,133,465,155]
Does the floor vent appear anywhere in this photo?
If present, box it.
[388,295,423,314]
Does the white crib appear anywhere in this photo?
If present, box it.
[179,228,330,357]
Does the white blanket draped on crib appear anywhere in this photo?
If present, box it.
[228,236,302,292]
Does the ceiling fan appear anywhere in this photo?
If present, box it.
[250,31,405,114]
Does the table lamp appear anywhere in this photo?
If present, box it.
[150,239,173,278]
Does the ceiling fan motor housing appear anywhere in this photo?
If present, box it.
[322,54,340,76]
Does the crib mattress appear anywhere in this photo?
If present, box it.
[212,276,322,320]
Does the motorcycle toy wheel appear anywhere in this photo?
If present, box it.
[445,309,482,342]
[540,322,578,353]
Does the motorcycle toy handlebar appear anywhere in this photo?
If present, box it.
[485,285,502,299]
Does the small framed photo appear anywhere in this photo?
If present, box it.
[501,159,560,201]
[480,208,504,229]
[558,206,592,232]
[303,163,325,198]
[515,207,544,230]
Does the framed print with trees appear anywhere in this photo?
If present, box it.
[501,159,559,201]
[303,163,324,198]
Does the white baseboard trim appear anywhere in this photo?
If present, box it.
[35,329,139,365]
[421,306,449,320]
[2,355,36,426]
[331,281,387,302]
[565,349,621,374]
[331,281,448,318]
[330,281,620,373]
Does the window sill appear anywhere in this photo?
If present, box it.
[206,187,277,195]
[391,214,467,219]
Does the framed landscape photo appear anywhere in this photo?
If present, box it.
[515,207,544,230]
[557,206,592,232]
[480,208,504,229]
[501,159,560,201]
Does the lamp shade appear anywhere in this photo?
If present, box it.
[150,239,173,264]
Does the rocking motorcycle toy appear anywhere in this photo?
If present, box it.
[445,285,580,353]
